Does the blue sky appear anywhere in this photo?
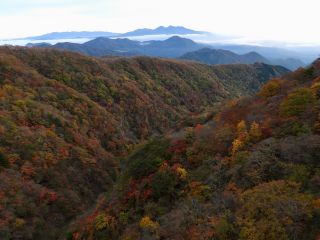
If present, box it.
[1,0,320,44]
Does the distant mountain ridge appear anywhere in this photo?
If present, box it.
[118,26,207,37]
[27,31,118,40]
[23,26,206,41]
[180,48,269,65]
[2,25,313,68]
[31,36,302,69]
[43,36,204,58]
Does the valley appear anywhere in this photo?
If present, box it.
[1,0,320,238]
[0,47,289,239]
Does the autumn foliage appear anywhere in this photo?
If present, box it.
[0,47,318,240]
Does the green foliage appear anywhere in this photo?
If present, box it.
[127,139,169,179]
[64,232,73,240]
[119,211,129,225]
[0,62,9,84]
[303,67,315,80]
[151,169,177,202]
[276,121,312,137]
[286,164,310,185]
[215,217,234,240]
[280,88,316,116]
[0,152,8,167]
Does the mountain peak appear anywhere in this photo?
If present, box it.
[120,26,205,37]
[165,35,193,41]
[159,36,198,48]
[180,47,269,65]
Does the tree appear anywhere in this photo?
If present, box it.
[94,213,117,231]
[236,181,315,240]
[280,88,316,117]
[0,152,9,167]
[259,79,282,98]
[311,82,320,98]
[151,169,177,202]
[314,113,320,133]
[232,120,249,155]
[249,121,262,141]
[139,216,159,231]
[236,120,247,134]
[231,139,245,155]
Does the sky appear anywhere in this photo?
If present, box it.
[1,0,320,44]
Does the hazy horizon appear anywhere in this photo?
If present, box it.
[1,0,320,45]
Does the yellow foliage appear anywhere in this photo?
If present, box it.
[139,216,159,231]
[0,125,4,135]
[190,181,211,200]
[314,113,320,133]
[231,120,250,155]
[14,218,26,228]
[94,213,116,231]
[313,198,320,209]
[311,82,320,98]
[231,138,245,155]
[176,166,187,180]
[236,120,247,134]
[249,121,262,141]
[259,79,282,98]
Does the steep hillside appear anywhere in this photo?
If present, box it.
[67,60,320,239]
[0,47,288,239]
[180,48,269,65]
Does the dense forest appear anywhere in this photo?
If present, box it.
[66,59,320,239]
[0,47,288,239]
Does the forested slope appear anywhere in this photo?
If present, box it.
[66,60,320,240]
[0,47,288,239]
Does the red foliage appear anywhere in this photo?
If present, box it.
[261,126,273,138]
[39,189,47,203]
[168,140,188,155]
[142,189,152,201]
[48,192,58,202]
[194,124,204,134]
[0,191,5,200]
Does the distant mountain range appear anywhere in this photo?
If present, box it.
[271,58,306,71]
[179,48,306,70]
[118,26,207,37]
[27,31,118,40]
[30,36,304,70]
[6,25,314,69]
[38,36,203,58]
[24,26,205,41]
